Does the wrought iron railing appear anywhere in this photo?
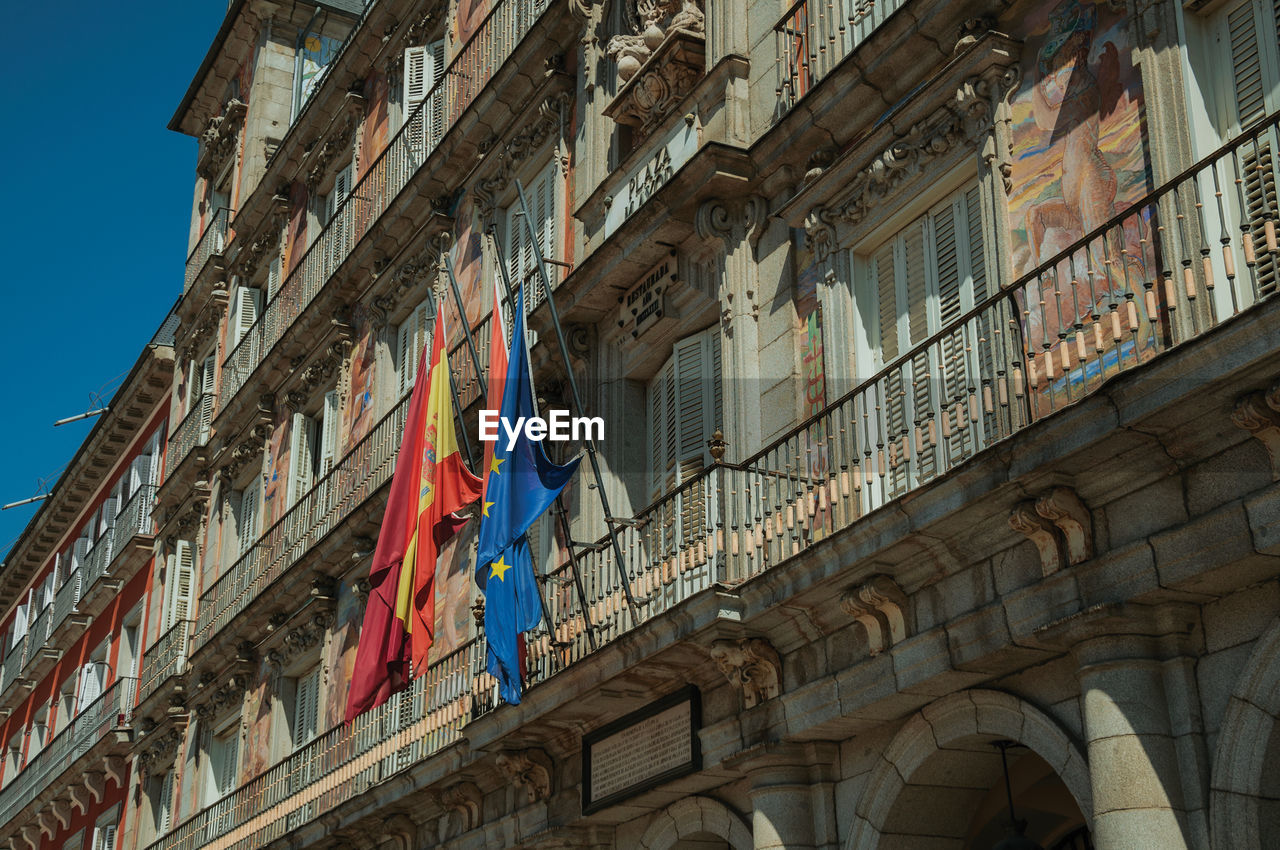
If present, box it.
[219,0,553,411]
[167,395,214,475]
[0,634,26,693]
[137,620,192,707]
[156,113,1280,850]
[0,677,135,828]
[14,608,51,681]
[147,643,490,850]
[774,0,906,110]
[80,485,156,599]
[185,208,232,294]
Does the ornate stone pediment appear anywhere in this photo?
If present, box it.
[606,0,704,85]
[604,28,704,141]
[264,608,335,671]
[474,92,573,218]
[196,99,247,181]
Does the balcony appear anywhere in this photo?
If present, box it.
[137,620,192,710]
[774,0,907,111]
[185,207,231,295]
[167,395,213,480]
[0,677,136,835]
[151,110,1280,850]
[218,0,554,414]
[0,486,155,709]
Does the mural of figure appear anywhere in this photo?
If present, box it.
[1023,0,1125,266]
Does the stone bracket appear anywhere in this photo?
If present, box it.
[1009,486,1092,574]
[840,575,909,656]
[708,637,781,708]
[496,747,554,803]
[1231,387,1280,480]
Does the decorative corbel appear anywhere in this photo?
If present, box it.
[839,575,908,655]
[36,810,55,839]
[103,755,127,786]
[1232,389,1280,480]
[803,205,836,265]
[383,813,420,850]
[707,637,781,708]
[496,748,553,803]
[1009,501,1062,576]
[68,783,89,814]
[1034,486,1092,565]
[49,800,70,830]
[436,781,483,831]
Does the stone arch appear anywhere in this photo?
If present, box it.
[1210,615,1280,850]
[844,689,1092,850]
[637,796,753,850]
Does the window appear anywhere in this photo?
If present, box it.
[395,300,433,397]
[28,705,50,761]
[322,162,354,274]
[4,732,21,783]
[76,651,107,711]
[231,285,262,348]
[286,411,319,508]
[232,478,262,558]
[90,805,119,850]
[501,159,562,306]
[290,666,321,751]
[646,326,723,502]
[55,678,77,735]
[61,830,84,850]
[162,541,195,631]
[857,184,990,493]
[403,41,447,160]
[153,770,175,835]
[1210,0,1280,135]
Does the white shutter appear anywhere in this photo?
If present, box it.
[647,328,721,500]
[1227,0,1267,128]
[319,391,340,477]
[503,160,560,304]
[157,771,175,834]
[199,355,217,442]
[292,668,320,749]
[326,163,354,273]
[96,826,116,850]
[165,541,195,628]
[287,412,316,507]
[77,662,104,708]
[238,479,261,557]
[396,301,432,397]
[267,255,282,302]
[403,46,429,159]
[232,287,262,347]
[427,40,447,147]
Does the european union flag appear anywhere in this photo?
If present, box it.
[476,284,580,704]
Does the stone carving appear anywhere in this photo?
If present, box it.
[474,93,573,218]
[1009,501,1062,576]
[708,637,781,708]
[496,748,553,803]
[196,99,247,181]
[1034,486,1092,565]
[305,107,362,192]
[265,609,335,671]
[803,206,836,264]
[49,800,69,830]
[1232,389,1280,481]
[436,781,483,831]
[606,0,705,84]
[840,575,909,655]
[405,10,437,47]
[83,771,105,804]
[604,30,704,139]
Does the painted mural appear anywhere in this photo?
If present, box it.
[297,33,344,115]
[1006,0,1158,413]
[240,671,275,782]
[792,230,831,541]
[430,521,478,663]
[358,74,391,180]
[446,189,487,348]
[285,182,309,275]
[323,582,363,729]
[262,411,292,529]
[452,0,493,55]
[344,305,378,455]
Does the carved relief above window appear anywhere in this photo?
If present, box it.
[607,0,705,83]
[196,99,248,182]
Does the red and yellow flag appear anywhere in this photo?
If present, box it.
[345,304,482,722]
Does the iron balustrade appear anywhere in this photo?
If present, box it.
[774,0,906,110]
[167,394,214,475]
[137,620,193,707]
[50,570,83,636]
[80,485,156,600]
[152,114,1280,848]
[147,642,492,850]
[218,0,553,412]
[0,677,136,828]
[0,638,25,694]
[185,208,232,294]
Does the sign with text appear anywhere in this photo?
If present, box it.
[622,258,678,339]
[582,687,701,812]
[604,122,699,238]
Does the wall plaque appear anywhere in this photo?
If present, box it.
[604,121,699,238]
[621,258,678,339]
[582,686,701,812]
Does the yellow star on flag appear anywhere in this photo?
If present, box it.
[482,500,495,517]
[489,455,505,475]
[489,555,511,582]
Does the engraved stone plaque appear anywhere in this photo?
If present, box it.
[583,687,701,812]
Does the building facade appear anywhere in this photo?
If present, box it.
[5,0,1280,847]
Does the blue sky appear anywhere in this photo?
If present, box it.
[0,2,226,560]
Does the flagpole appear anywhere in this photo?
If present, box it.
[480,228,600,652]
[512,177,648,615]
[423,283,479,473]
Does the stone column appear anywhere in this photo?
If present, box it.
[1067,606,1204,850]
[725,742,837,850]
[696,197,767,461]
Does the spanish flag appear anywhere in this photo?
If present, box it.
[345,304,482,722]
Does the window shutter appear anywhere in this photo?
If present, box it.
[1228,0,1267,128]
[77,662,104,708]
[319,390,340,477]
[166,541,195,628]
[232,287,262,347]
[397,301,432,397]
[326,163,354,272]
[403,46,429,159]
[427,40,447,147]
[872,242,898,363]
[293,668,320,749]
[157,771,175,834]
[287,412,315,507]
[99,826,116,850]
[199,355,217,442]
[238,479,261,557]
[267,254,282,301]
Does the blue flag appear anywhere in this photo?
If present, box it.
[476,284,580,704]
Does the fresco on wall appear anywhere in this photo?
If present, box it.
[1007,0,1159,414]
[446,189,487,347]
[297,33,344,114]
[262,412,292,529]
[791,229,831,541]
[284,182,309,274]
[344,305,378,455]
[451,0,492,56]
[359,74,391,180]
[240,673,274,781]
[323,582,363,729]
[430,521,478,663]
